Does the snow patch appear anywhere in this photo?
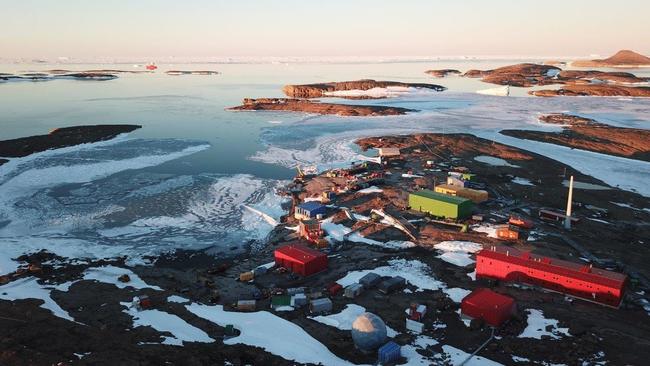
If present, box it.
[0,277,74,321]
[83,266,162,290]
[519,309,571,339]
[122,302,214,345]
[186,304,357,365]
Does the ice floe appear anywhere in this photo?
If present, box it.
[186,303,358,365]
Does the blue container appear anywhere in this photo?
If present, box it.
[378,341,401,364]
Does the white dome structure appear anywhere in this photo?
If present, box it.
[351,312,388,352]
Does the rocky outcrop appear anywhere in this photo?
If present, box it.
[282,79,445,99]
[557,70,649,84]
[530,84,650,97]
[573,50,650,68]
[424,69,461,77]
[462,63,561,87]
[228,98,415,116]
[57,73,118,80]
[0,72,118,82]
[0,125,142,158]
[501,114,650,161]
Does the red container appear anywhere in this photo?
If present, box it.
[476,246,627,307]
[328,283,343,296]
[461,288,516,327]
[274,244,328,276]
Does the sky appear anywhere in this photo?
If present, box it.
[2,0,649,59]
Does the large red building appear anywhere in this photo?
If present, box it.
[274,244,328,276]
[461,288,516,327]
[476,246,627,308]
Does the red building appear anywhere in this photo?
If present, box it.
[461,288,516,327]
[476,246,627,307]
[274,244,328,276]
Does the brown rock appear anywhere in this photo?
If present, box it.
[530,84,650,97]
[572,49,650,68]
[462,63,561,87]
[501,113,650,161]
[117,274,131,283]
[228,98,415,116]
[425,69,461,78]
[282,79,445,99]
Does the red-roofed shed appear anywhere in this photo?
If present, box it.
[461,288,516,327]
[274,244,328,276]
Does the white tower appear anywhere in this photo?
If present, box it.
[564,175,574,229]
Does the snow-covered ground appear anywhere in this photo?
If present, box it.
[83,265,162,290]
[474,155,520,167]
[186,304,359,365]
[441,345,504,366]
[512,177,534,186]
[323,86,443,99]
[310,304,398,337]
[336,259,445,292]
[434,240,482,267]
[321,219,415,249]
[122,302,214,346]
[336,259,471,304]
[0,277,74,321]
[519,309,571,339]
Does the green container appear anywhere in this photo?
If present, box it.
[271,295,291,307]
[409,190,473,219]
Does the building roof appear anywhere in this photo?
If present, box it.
[298,201,325,212]
[478,246,627,287]
[410,189,470,205]
[275,244,326,264]
[462,288,514,308]
[378,147,401,156]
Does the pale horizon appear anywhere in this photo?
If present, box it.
[3,0,649,60]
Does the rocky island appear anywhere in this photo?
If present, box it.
[282,79,446,99]
[228,98,415,116]
[0,125,142,165]
[424,69,461,78]
[556,70,649,84]
[1,72,118,82]
[500,114,650,161]
[462,63,561,87]
[572,50,650,68]
[530,84,650,97]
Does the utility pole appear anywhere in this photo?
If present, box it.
[564,175,574,230]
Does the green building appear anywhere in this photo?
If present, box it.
[408,189,473,219]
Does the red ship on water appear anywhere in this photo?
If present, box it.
[145,63,158,71]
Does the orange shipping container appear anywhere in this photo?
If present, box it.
[496,225,519,241]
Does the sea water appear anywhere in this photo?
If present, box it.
[0,60,649,266]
